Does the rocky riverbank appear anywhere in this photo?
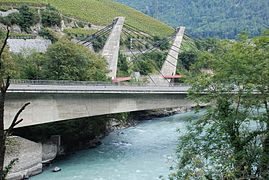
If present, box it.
[130,107,193,121]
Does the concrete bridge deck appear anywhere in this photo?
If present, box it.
[5,81,192,129]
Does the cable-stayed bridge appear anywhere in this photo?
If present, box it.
[5,17,192,129]
[75,17,188,84]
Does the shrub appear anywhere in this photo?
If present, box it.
[0,13,20,26]
[18,5,39,32]
[92,35,107,52]
[38,28,58,43]
[41,5,61,27]
[153,36,170,50]
[76,21,85,28]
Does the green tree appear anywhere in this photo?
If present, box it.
[153,36,170,50]
[41,5,61,27]
[43,40,108,81]
[117,53,130,77]
[170,32,269,179]
[132,51,166,75]
[18,5,39,32]
[13,52,45,80]
[38,28,58,43]
[92,35,107,53]
[178,51,198,71]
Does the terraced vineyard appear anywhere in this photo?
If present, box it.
[0,0,174,37]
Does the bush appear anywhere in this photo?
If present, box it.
[18,5,39,32]
[0,13,20,26]
[178,51,198,71]
[117,53,130,77]
[133,60,156,75]
[153,36,170,50]
[38,28,58,43]
[13,52,46,80]
[76,21,85,28]
[92,35,107,52]
[0,5,39,32]
[41,5,61,27]
[132,51,166,75]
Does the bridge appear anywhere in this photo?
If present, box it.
[77,17,186,83]
[4,80,192,129]
[5,17,190,129]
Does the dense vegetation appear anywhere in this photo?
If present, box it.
[170,31,269,179]
[133,51,166,75]
[0,0,174,37]
[115,0,269,38]
[11,40,108,81]
[0,4,39,32]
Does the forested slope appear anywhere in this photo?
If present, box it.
[115,0,269,38]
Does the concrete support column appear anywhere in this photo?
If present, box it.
[161,26,185,78]
[102,17,125,79]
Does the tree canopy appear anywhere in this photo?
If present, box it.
[170,31,269,179]
[116,0,269,38]
[12,40,108,81]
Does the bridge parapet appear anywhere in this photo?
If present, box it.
[9,79,189,88]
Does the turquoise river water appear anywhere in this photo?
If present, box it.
[32,111,200,180]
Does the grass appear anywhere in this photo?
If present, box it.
[0,0,174,37]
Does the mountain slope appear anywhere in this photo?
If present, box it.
[0,0,174,37]
[115,0,269,38]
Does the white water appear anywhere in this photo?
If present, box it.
[32,111,199,180]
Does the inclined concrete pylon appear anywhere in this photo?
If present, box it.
[148,26,185,85]
[102,17,125,79]
[161,26,185,79]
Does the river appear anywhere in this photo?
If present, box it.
[32,111,200,180]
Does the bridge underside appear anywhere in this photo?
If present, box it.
[5,92,192,129]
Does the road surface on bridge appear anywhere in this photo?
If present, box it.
[7,84,191,94]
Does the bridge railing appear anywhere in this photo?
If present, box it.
[9,79,189,87]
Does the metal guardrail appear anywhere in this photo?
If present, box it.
[9,79,189,87]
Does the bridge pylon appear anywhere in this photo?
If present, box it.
[161,26,185,79]
[102,17,125,79]
[149,26,185,85]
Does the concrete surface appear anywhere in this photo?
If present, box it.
[5,136,42,180]
[4,83,192,128]
[102,17,125,79]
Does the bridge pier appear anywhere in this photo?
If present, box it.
[102,17,125,79]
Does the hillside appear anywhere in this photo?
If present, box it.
[115,0,269,38]
[0,0,174,37]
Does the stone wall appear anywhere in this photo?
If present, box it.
[7,39,52,54]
